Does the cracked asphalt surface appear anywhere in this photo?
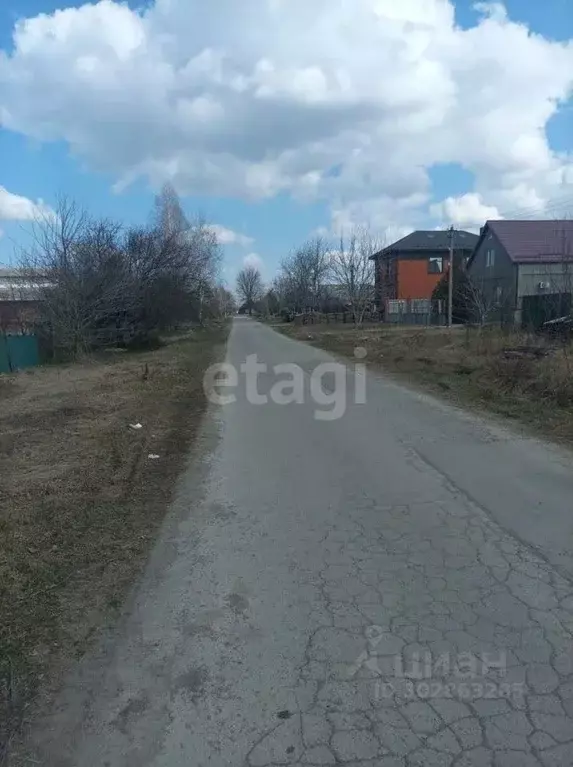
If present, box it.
[21,319,573,766]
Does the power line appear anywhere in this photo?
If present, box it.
[487,192,573,222]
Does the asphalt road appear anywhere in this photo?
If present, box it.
[23,318,573,766]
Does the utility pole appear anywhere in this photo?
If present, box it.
[447,225,455,328]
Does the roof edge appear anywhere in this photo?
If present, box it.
[370,229,479,261]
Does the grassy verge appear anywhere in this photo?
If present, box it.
[276,322,573,444]
[0,323,229,757]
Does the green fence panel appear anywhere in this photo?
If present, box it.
[0,335,39,373]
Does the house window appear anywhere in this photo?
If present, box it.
[486,249,496,268]
[428,257,443,274]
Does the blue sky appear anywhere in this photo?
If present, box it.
[0,0,572,283]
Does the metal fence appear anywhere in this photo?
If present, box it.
[285,301,446,327]
[0,334,40,373]
[293,310,381,326]
[385,299,445,326]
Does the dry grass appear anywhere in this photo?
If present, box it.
[0,324,229,758]
[277,322,573,443]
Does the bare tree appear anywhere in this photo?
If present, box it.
[20,190,223,358]
[154,182,188,237]
[280,236,330,313]
[21,196,130,356]
[263,288,280,316]
[461,276,511,327]
[269,275,294,318]
[183,217,222,324]
[330,227,378,325]
[210,284,236,318]
[236,266,263,315]
[153,186,222,324]
[274,268,298,312]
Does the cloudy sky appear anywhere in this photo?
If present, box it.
[0,0,572,283]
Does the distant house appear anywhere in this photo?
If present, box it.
[467,220,573,328]
[371,230,479,309]
[0,268,47,333]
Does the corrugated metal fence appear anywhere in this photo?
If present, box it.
[0,334,40,373]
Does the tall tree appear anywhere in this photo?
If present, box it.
[211,284,236,317]
[153,185,221,324]
[154,182,188,237]
[264,288,280,316]
[236,266,263,315]
[280,236,329,312]
[330,227,378,325]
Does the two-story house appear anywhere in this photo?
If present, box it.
[371,230,479,310]
[467,220,573,328]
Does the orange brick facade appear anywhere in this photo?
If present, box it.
[396,258,449,300]
[376,256,451,303]
[373,230,478,310]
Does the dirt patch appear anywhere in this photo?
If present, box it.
[276,322,573,445]
[0,324,229,760]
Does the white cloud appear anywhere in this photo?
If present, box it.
[243,252,264,271]
[0,186,53,221]
[474,2,508,23]
[430,193,503,231]
[0,0,572,235]
[208,224,253,246]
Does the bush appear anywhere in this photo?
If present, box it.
[23,189,222,361]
